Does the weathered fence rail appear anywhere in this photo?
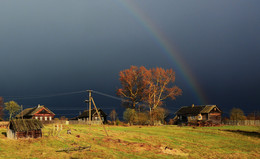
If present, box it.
[41,120,102,125]
[0,121,9,128]
[222,120,260,126]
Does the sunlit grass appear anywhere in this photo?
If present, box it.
[0,125,259,158]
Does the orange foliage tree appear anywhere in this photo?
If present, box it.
[117,66,149,110]
[144,68,182,116]
[118,66,182,118]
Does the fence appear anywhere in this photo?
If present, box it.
[222,120,260,126]
[0,121,9,128]
[41,120,102,125]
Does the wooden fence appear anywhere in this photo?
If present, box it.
[0,121,9,128]
[41,120,102,125]
[222,120,260,126]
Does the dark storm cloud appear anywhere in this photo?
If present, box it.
[0,0,260,117]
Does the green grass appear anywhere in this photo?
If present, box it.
[0,125,259,158]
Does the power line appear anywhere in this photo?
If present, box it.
[2,90,86,100]
[92,90,123,101]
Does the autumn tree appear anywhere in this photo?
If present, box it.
[0,97,4,121]
[118,66,182,125]
[4,101,21,120]
[144,68,182,119]
[230,108,246,122]
[117,66,149,110]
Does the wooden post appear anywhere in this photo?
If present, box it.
[53,124,55,136]
[91,97,108,137]
[87,90,92,125]
[21,105,23,120]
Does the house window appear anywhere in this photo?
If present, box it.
[35,116,38,120]
[190,116,196,120]
[40,117,43,121]
[45,117,47,121]
[49,117,52,121]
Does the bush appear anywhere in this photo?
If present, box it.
[123,108,137,125]
[152,107,168,123]
[136,112,149,125]
[116,118,123,126]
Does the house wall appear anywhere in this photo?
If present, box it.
[7,129,16,139]
[202,114,208,120]
[187,115,197,122]
[178,115,188,123]
[208,113,221,124]
[15,130,42,139]
[34,114,55,121]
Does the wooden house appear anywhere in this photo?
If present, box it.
[7,119,43,139]
[71,108,107,124]
[16,104,55,121]
[175,104,221,125]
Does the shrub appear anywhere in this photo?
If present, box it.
[123,108,137,125]
[136,112,149,125]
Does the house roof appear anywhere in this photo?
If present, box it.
[71,108,107,120]
[16,105,55,118]
[9,119,44,132]
[175,105,220,115]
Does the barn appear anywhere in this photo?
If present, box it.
[175,104,222,125]
[7,119,44,139]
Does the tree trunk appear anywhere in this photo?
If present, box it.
[9,113,12,121]
[149,107,153,125]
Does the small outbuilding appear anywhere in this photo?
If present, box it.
[175,104,222,125]
[7,119,44,139]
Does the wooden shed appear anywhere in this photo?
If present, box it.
[7,119,44,139]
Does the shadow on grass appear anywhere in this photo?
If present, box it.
[2,132,7,137]
[221,129,260,138]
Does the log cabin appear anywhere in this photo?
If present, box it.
[7,119,43,139]
[71,108,107,124]
[175,104,221,125]
[16,104,55,121]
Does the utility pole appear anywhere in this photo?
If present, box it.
[90,96,109,137]
[85,90,109,136]
[87,90,92,125]
[21,105,23,120]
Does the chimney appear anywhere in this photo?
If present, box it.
[192,104,195,107]
[38,104,41,108]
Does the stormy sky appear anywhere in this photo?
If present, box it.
[1,0,260,118]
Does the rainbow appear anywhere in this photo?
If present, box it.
[117,0,208,104]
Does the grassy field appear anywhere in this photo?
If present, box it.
[0,124,259,159]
